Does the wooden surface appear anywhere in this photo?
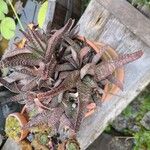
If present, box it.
[94,0,150,48]
[77,0,150,149]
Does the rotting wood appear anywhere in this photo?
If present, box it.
[77,0,150,149]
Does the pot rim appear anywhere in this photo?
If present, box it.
[7,112,29,142]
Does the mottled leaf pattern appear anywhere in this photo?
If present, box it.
[0,18,143,143]
[37,70,80,99]
[0,78,20,93]
[107,74,123,90]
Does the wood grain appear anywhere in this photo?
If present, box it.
[77,0,150,149]
[95,0,150,47]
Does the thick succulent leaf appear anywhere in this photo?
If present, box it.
[59,114,74,130]
[28,27,46,51]
[70,47,80,67]
[58,114,75,140]
[37,70,80,99]
[92,45,108,64]
[0,54,41,69]
[68,25,79,39]
[47,107,64,129]
[64,55,78,68]
[107,74,123,90]
[21,77,38,91]
[75,81,92,131]
[23,110,48,129]
[15,67,37,77]
[94,50,143,81]
[80,63,95,79]
[114,50,143,65]
[58,71,72,79]
[38,79,52,89]
[35,30,47,43]
[79,46,90,65]
[82,76,99,89]
[2,48,32,59]
[21,29,45,57]
[46,56,57,77]
[8,94,24,103]
[0,78,20,93]
[64,36,81,53]
[45,19,75,63]
[27,27,45,54]
[55,63,74,72]
[23,106,64,129]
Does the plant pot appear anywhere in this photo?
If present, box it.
[5,112,29,142]
[77,36,124,102]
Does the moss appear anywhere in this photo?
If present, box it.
[122,106,133,118]
[134,131,150,150]
[5,116,21,141]
[132,0,150,7]
[104,84,150,149]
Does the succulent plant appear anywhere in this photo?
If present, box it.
[5,116,21,141]
[1,18,143,147]
[58,138,80,150]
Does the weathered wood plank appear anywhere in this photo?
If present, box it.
[95,0,150,48]
[78,0,150,149]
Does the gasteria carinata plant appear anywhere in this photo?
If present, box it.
[0,19,143,148]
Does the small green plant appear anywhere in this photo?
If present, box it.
[122,105,133,118]
[5,116,21,141]
[66,139,80,150]
[132,0,150,7]
[134,130,150,150]
[0,0,24,40]
[31,124,51,150]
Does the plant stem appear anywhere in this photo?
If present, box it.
[8,0,25,31]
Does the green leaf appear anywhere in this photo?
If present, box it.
[0,17,16,40]
[0,11,5,20]
[0,0,8,14]
[37,1,48,28]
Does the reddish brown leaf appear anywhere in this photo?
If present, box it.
[79,46,90,65]
[0,78,20,93]
[107,74,123,90]
[80,63,95,79]
[94,50,143,81]
[37,70,80,99]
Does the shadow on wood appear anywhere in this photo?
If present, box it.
[77,0,150,149]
